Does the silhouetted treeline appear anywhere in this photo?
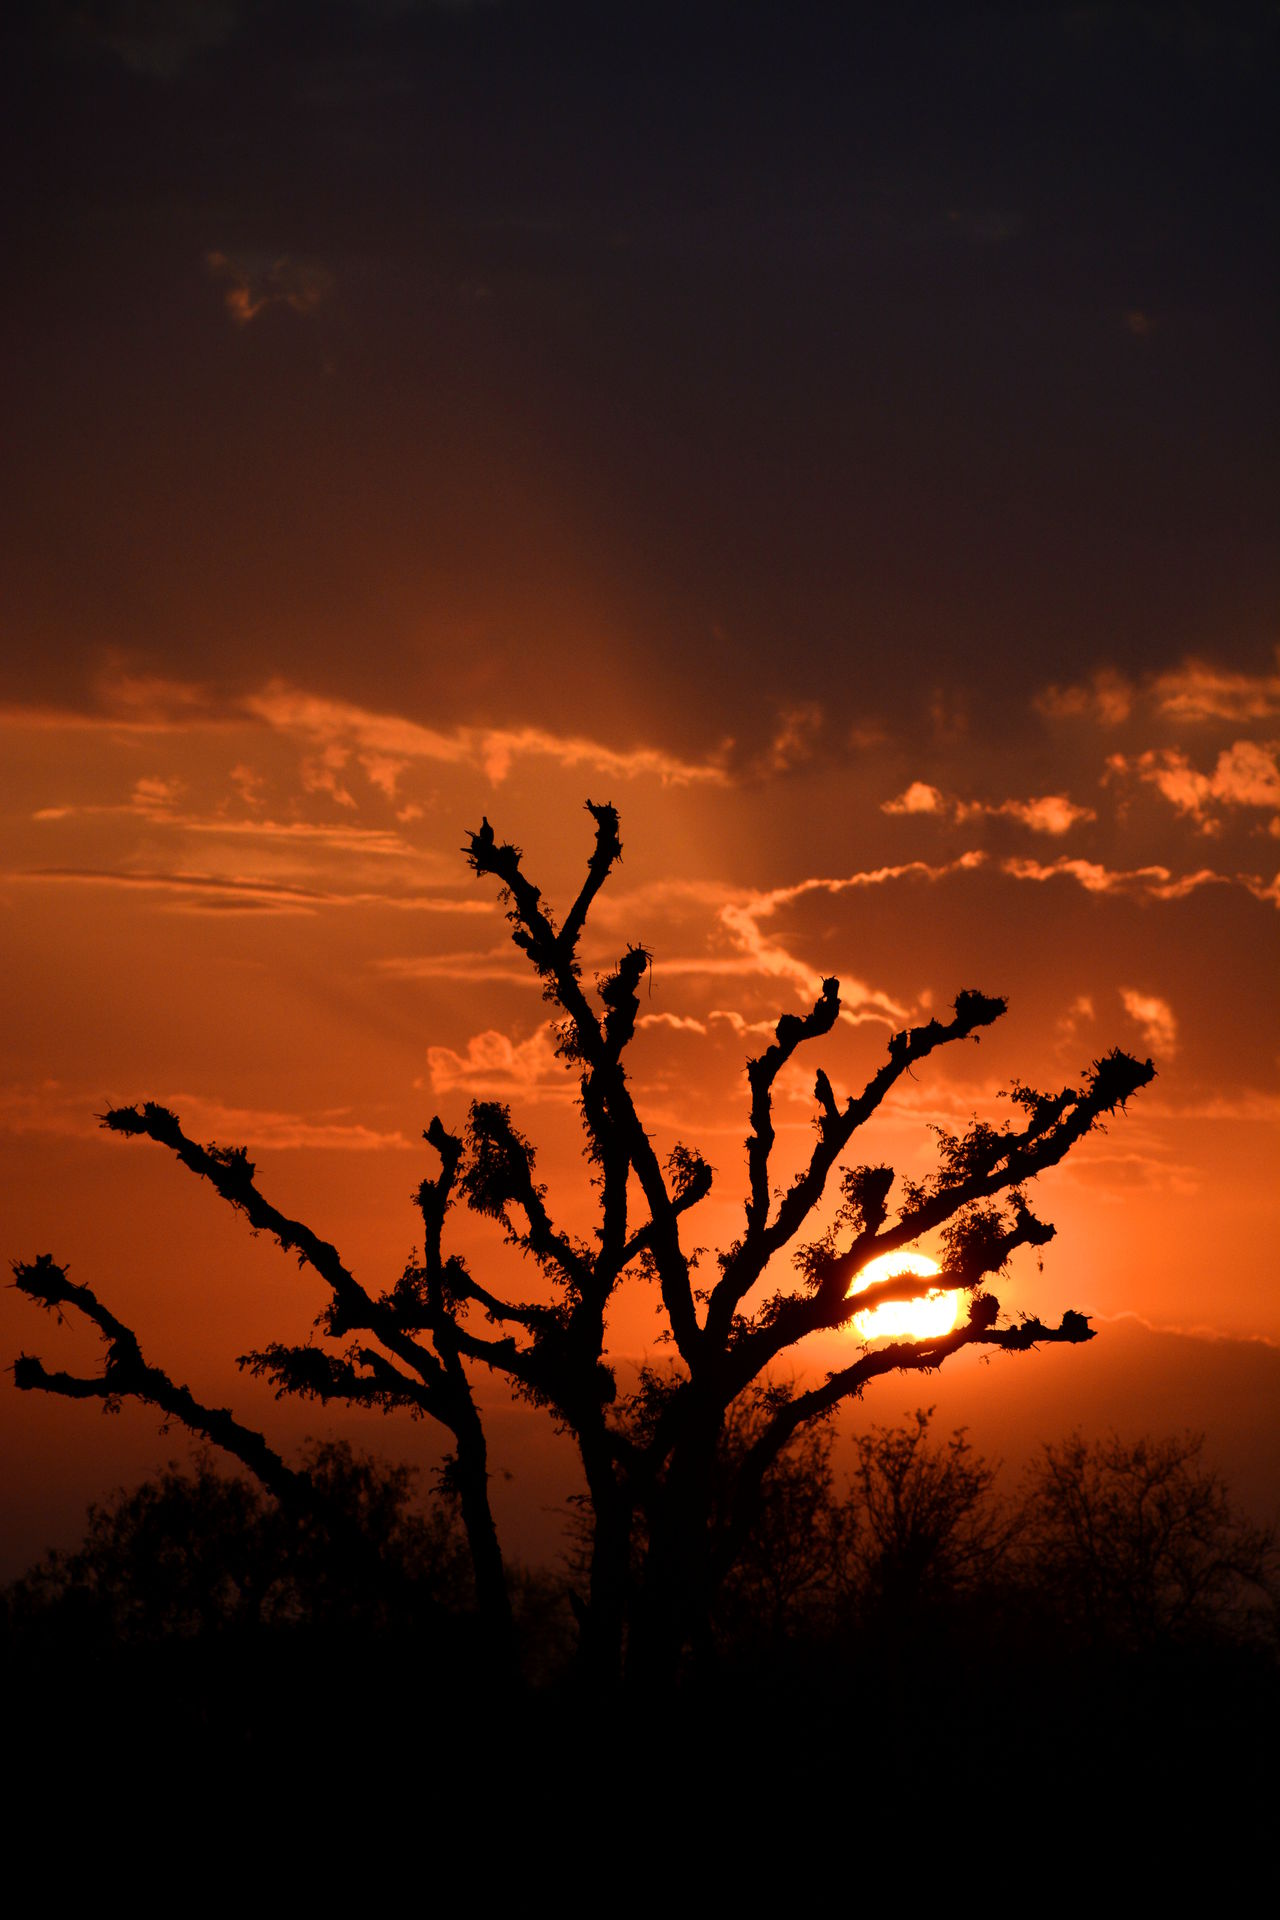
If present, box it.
[5,1417,1275,1788]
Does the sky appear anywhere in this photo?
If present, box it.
[2,0,1278,1571]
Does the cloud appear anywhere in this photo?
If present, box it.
[377,951,535,983]
[976,794,1095,834]
[5,673,727,795]
[0,675,229,735]
[706,858,988,1025]
[1120,988,1177,1058]
[426,1024,573,1100]
[0,1081,412,1151]
[1003,855,1227,903]
[206,251,333,325]
[131,775,183,812]
[1153,654,1280,723]
[636,1013,709,1035]
[6,866,497,917]
[1056,994,1096,1046]
[163,1096,413,1152]
[763,704,824,775]
[883,783,1094,835]
[1239,871,1280,909]
[245,684,729,788]
[1037,652,1280,730]
[882,782,946,816]
[1035,669,1134,726]
[707,1009,782,1039]
[1110,740,1280,824]
[1145,1090,1280,1125]
[6,867,323,914]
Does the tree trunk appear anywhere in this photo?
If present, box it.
[451,1407,517,1679]
[626,1431,717,1695]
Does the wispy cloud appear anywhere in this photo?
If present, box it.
[1003,855,1228,903]
[246,684,729,788]
[708,857,986,1025]
[1153,653,1280,723]
[0,675,232,735]
[1239,871,1280,908]
[1056,993,1096,1047]
[1036,651,1280,729]
[4,867,325,914]
[0,1082,412,1152]
[883,783,1094,835]
[376,950,535,983]
[4,866,497,916]
[1120,988,1177,1058]
[426,1024,574,1101]
[206,251,332,325]
[1035,669,1134,726]
[25,805,418,855]
[761,703,824,775]
[3,676,728,792]
[636,1012,710,1035]
[1109,740,1280,826]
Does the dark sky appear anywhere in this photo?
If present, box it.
[4,1,1276,757]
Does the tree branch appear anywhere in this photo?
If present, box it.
[707,989,1009,1343]
[468,812,702,1365]
[12,1255,310,1505]
[716,1295,1095,1580]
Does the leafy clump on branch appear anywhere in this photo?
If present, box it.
[11,801,1155,1691]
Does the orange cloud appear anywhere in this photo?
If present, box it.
[1153,653,1280,723]
[710,858,987,1025]
[426,1024,572,1100]
[1036,669,1134,726]
[972,794,1095,834]
[245,684,729,788]
[205,251,332,325]
[1003,855,1228,903]
[0,1081,411,1152]
[885,783,1094,834]
[1111,741,1280,823]
[1120,988,1177,1059]
[882,781,946,815]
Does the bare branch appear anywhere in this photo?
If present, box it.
[559,800,623,959]
[716,1295,1095,1578]
[744,976,841,1239]
[12,1255,309,1505]
[707,989,1009,1342]
[102,1101,369,1334]
[467,812,702,1364]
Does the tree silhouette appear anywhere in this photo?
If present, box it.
[1014,1430,1277,1650]
[12,802,1156,1693]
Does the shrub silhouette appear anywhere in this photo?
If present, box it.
[1015,1430,1278,1650]
[12,802,1157,1694]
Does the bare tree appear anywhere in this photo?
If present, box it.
[12,802,1155,1692]
[845,1408,1012,1628]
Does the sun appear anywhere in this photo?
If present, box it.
[847,1251,962,1342]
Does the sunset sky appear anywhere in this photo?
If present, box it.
[3,1,1278,1572]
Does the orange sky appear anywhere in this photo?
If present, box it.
[3,660,1279,1570]
[2,2,1277,1574]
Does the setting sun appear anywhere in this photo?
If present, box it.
[848,1252,962,1343]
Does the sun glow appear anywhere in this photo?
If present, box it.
[847,1251,961,1342]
